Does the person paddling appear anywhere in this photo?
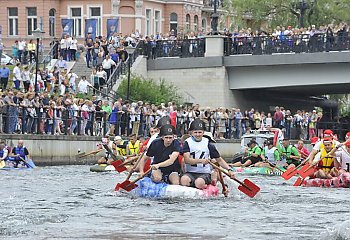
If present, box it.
[279,138,300,169]
[311,137,339,179]
[180,119,234,189]
[0,143,9,166]
[139,124,181,184]
[255,140,281,167]
[231,139,263,167]
[10,139,30,168]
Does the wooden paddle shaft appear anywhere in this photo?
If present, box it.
[130,168,152,184]
[208,161,248,189]
[215,162,228,197]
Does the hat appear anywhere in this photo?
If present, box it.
[323,137,333,143]
[189,119,206,131]
[156,116,171,128]
[114,136,122,141]
[159,124,176,136]
[203,131,216,143]
[345,141,350,147]
[324,129,333,136]
[266,140,274,146]
[310,137,319,145]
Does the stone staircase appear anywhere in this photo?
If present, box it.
[72,58,91,78]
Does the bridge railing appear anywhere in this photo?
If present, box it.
[143,38,206,59]
[224,33,350,56]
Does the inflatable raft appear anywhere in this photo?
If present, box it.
[0,159,36,171]
[301,173,350,188]
[123,177,220,199]
[90,164,116,172]
[231,166,285,176]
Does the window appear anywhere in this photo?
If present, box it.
[145,9,151,36]
[89,7,102,36]
[202,18,207,32]
[27,7,37,35]
[185,14,190,31]
[70,7,82,37]
[169,13,177,33]
[49,9,56,37]
[8,8,18,36]
[194,15,198,32]
[154,10,161,34]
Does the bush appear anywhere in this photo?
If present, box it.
[117,75,183,105]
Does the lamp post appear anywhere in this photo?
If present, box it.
[32,28,45,96]
[211,0,219,35]
[297,0,310,28]
[125,46,136,100]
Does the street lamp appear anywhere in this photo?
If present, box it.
[211,0,219,35]
[125,46,136,100]
[32,28,45,96]
[297,0,310,28]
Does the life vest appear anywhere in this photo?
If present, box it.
[116,140,127,156]
[317,148,335,173]
[14,146,26,160]
[248,145,262,157]
[184,137,211,174]
[0,148,8,160]
[264,146,277,163]
[128,140,140,155]
[281,145,297,164]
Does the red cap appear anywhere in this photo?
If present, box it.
[346,132,350,139]
[324,129,333,136]
[323,137,333,143]
[345,141,350,147]
[310,137,319,145]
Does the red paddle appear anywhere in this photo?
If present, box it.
[281,159,307,180]
[298,163,317,179]
[208,161,260,198]
[116,168,152,192]
[293,177,304,186]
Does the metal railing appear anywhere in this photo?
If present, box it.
[145,38,206,59]
[28,40,59,72]
[105,41,144,96]
[224,33,350,56]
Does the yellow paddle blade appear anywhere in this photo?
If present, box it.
[0,160,5,168]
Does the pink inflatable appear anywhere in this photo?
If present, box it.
[302,173,350,188]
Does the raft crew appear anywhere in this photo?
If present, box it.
[10,139,30,167]
[113,136,127,157]
[296,140,310,160]
[126,134,140,156]
[139,124,181,184]
[180,119,234,189]
[308,129,340,164]
[231,139,263,167]
[311,137,339,179]
[255,140,281,167]
[97,137,114,164]
[0,143,9,164]
[279,138,300,169]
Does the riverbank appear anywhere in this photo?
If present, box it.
[1,134,242,165]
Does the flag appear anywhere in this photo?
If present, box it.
[107,19,119,39]
[85,19,97,39]
[61,19,73,37]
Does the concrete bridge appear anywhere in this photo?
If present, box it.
[133,37,350,114]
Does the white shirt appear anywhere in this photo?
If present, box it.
[13,66,22,81]
[102,59,116,69]
[336,148,350,171]
[78,80,89,93]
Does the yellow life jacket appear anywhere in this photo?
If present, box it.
[128,140,140,155]
[317,148,335,173]
[116,140,127,156]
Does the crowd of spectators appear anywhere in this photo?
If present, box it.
[0,87,335,142]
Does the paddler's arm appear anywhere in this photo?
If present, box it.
[139,153,150,175]
[152,151,180,170]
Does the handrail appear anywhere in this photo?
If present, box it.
[28,40,59,72]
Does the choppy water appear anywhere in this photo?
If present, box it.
[1,166,350,240]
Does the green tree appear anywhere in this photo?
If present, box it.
[227,0,350,30]
[117,75,183,105]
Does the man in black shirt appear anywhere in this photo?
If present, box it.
[139,124,181,184]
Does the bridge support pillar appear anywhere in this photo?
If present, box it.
[205,36,224,57]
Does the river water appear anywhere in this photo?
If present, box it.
[1,166,350,240]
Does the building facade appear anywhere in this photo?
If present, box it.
[0,0,226,46]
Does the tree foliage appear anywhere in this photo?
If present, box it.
[226,0,350,30]
[117,75,183,105]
